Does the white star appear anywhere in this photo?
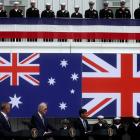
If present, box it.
[60,59,68,68]
[71,73,79,81]
[48,77,56,86]
[9,94,22,109]
[70,89,75,94]
[59,102,67,110]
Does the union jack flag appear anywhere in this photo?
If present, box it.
[82,54,140,118]
[0,53,40,86]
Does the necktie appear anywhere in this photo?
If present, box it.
[83,120,87,131]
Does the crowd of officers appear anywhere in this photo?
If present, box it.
[0,0,140,19]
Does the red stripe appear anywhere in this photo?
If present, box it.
[87,98,111,116]
[0,32,139,39]
[20,53,39,64]
[0,75,9,81]
[0,60,5,64]
[24,75,39,85]
[82,56,108,72]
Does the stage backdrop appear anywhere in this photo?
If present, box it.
[0,53,140,118]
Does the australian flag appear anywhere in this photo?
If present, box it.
[0,53,81,117]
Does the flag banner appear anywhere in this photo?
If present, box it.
[0,53,140,118]
[0,18,139,40]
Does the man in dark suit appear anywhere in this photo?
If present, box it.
[115,0,131,19]
[0,3,7,17]
[31,102,55,140]
[85,1,98,19]
[128,116,140,140]
[0,102,13,140]
[71,5,83,18]
[111,117,125,140]
[99,1,114,19]
[73,109,90,140]
[9,1,23,18]
[134,3,140,19]
[26,0,40,18]
[41,3,55,18]
[57,3,70,18]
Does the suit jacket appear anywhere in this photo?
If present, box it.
[31,113,55,136]
[41,10,55,18]
[57,10,70,18]
[134,8,140,19]
[71,12,83,18]
[115,8,131,19]
[73,118,90,136]
[0,112,12,140]
[85,9,98,18]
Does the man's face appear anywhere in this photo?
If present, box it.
[104,3,108,8]
[75,8,79,12]
[81,112,88,119]
[0,5,3,10]
[4,104,11,114]
[31,2,35,8]
[14,4,19,9]
[61,5,65,10]
[120,2,125,8]
[46,5,51,10]
[89,3,94,9]
[40,105,48,115]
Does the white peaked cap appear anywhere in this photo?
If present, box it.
[14,1,20,5]
[46,3,51,6]
[133,115,140,119]
[75,5,80,8]
[97,115,104,119]
[61,3,66,6]
[0,2,3,5]
[104,1,109,4]
[120,0,126,3]
[89,0,95,4]
[114,117,121,120]
[31,0,36,3]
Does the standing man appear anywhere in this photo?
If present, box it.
[134,3,140,19]
[0,102,13,140]
[0,3,7,17]
[31,102,55,140]
[85,1,98,19]
[71,5,83,18]
[9,1,23,18]
[57,3,70,18]
[111,117,125,140]
[128,116,140,140]
[73,109,90,139]
[41,3,55,18]
[115,0,131,19]
[26,0,40,18]
[99,1,114,19]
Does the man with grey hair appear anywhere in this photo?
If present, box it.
[31,102,55,140]
[0,102,13,140]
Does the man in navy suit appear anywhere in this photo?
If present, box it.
[73,109,91,140]
[0,102,13,140]
[31,102,55,140]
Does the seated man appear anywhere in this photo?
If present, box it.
[31,102,55,140]
[0,102,13,140]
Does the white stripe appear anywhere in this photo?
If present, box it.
[133,93,140,116]
[82,93,120,117]
[0,25,140,33]
[82,54,120,77]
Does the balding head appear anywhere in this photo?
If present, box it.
[0,102,11,114]
[38,102,48,115]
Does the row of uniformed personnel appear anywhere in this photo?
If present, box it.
[0,0,140,19]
